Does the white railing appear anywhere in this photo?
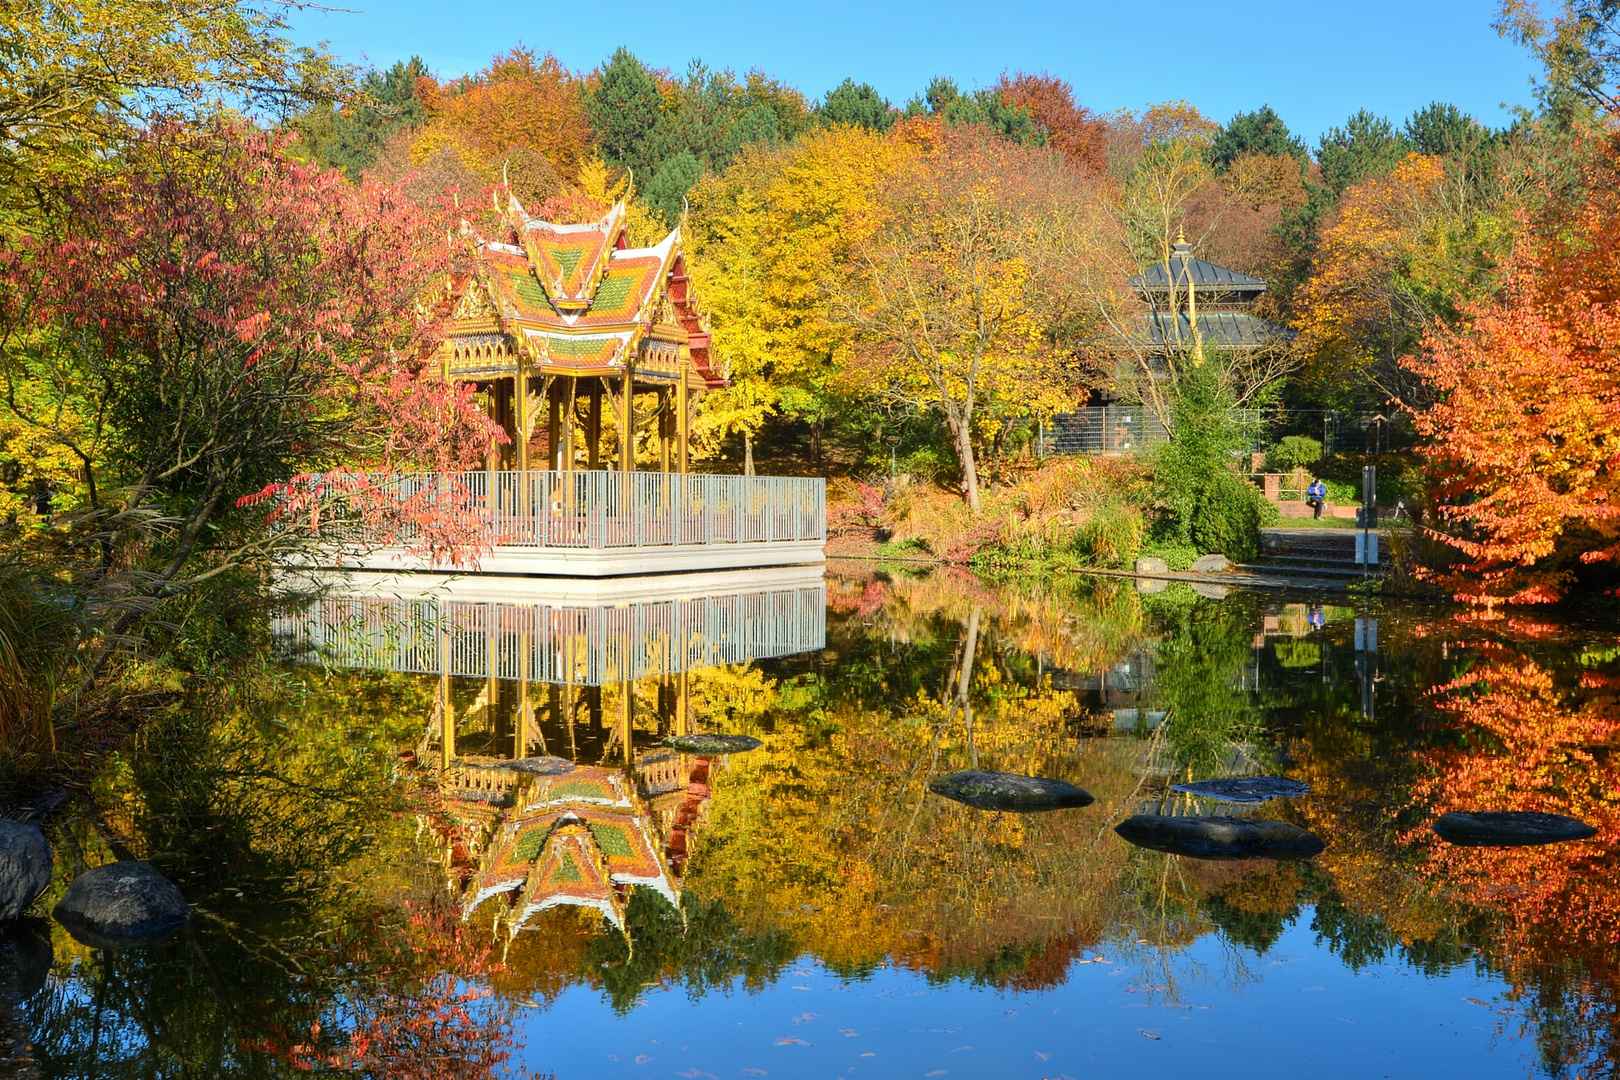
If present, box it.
[315,471,826,551]
[275,585,828,685]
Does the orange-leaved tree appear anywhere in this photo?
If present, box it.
[1404,131,1620,604]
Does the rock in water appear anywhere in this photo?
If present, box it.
[53,862,191,949]
[1432,811,1597,847]
[929,770,1094,813]
[664,734,763,756]
[0,919,51,1004]
[1170,776,1310,804]
[1115,815,1324,860]
[0,820,52,922]
[1190,554,1232,573]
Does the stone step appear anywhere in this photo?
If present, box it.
[1237,562,1377,579]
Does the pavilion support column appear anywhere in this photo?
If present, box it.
[620,679,633,767]
[676,363,690,476]
[439,621,455,771]
[659,388,672,474]
[676,670,688,737]
[563,378,577,474]
[546,379,561,471]
[587,382,603,471]
[515,363,529,474]
[620,367,635,474]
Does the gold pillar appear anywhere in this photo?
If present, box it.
[563,378,577,473]
[487,621,499,754]
[676,361,690,475]
[676,670,689,737]
[439,621,455,770]
[547,379,561,471]
[515,364,529,474]
[620,368,635,473]
[620,679,633,766]
[587,382,603,471]
[659,388,672,474]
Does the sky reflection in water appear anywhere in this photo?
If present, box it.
[22,565,1620,1079]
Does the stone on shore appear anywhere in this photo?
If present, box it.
[53,861,191,949]
[930,770,1094,813]
[1171,776,1310,804]
[1134,557,1169,575]
[0,820,52,922]
[1190,554,1232,573]
[1432,811,1597,847]
[1115,815,1325,859]
[664,733,763,756]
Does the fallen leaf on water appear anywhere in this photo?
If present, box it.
[792,985,812,991]
[1035,1052,1052,1060]
[926,1072,947,1078]
[860,1052,876,1057]
[791,1012,819,1024]
[675,1071,719,1079]
[740,1070,768,1077]
[773,1037,809,1046]
[840,1028,858,1037]
[635,1055,654,1064]
[1139,1030,1161,1040]
[951,1045,972,1052]
[1466,998,1490,1006]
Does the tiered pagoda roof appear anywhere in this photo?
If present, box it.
[1128,237,1291,352]
[438,198,726,390]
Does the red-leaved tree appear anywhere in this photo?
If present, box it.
[0,119,502,597]
[1404,130,1620,604]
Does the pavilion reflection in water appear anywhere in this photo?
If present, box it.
[275,567,824,939]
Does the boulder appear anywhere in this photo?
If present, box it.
[1432,811,1597,847]
[1115,815,1324,860]
[1135,577,1167,594]
[1170,776,1310,804]
[929,770,1094,813]
[52,862,190,950]
[1190,554,1232,573]
[0,919,51,1004]
[1134,557,1169,575]
[0,820,52,922]
[664,733,763,756]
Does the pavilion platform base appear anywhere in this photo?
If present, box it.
[304,538,826,579]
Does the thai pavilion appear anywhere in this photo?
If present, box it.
[435,197,727,475]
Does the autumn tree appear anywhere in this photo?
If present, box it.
[0,0,344,198]
[424,48,591,177]
[1404,130,1620,603]
[837,127,1101,511]
[0,122,497,625]
[998,72,1108,173]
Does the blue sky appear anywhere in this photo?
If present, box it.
[285,0,1538,145]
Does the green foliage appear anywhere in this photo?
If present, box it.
[918,76,1044,145]
[588,47,669,178]
[1318,110,1411,194]
[819,79,894,131]
[1266,435,1324,472]
[1275,638,1323,668]
[1209,105,1308,171]
[1405,101,1492,157]
[1152,359,1265,562]
[644,150,703,225]
[291,58,430,177]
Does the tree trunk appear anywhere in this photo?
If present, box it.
[809,422,823,468]
[744,432,755,477]
[959,607,981,768]
[950,415,981,513]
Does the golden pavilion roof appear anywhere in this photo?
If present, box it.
[438,197,725,390]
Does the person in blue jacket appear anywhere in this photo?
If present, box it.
[1305,478,1328,520]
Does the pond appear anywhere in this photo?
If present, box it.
[12,562,1620,1079]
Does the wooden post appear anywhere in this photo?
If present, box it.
[587,382,602,471]
[563,378,577,473]
[487,621,499,752]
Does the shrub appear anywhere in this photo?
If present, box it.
[1265,435,1323,473]
[1189,470,1264,562]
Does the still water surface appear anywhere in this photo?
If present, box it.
[19,564,1620,1079]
